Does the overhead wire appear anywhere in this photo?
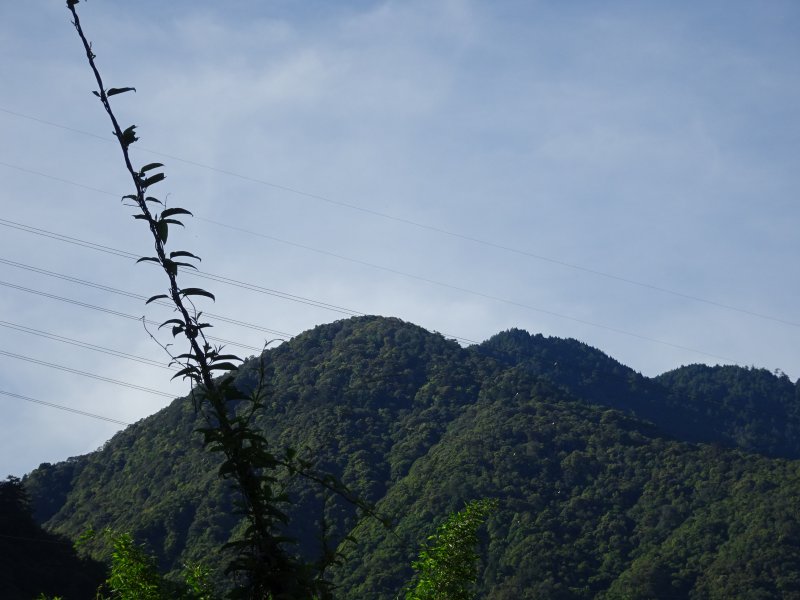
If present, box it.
[0,217,365,318]
[0,279,262,353]
[0,350,175,398]
[0,217,479,344]
[0,107,796,329]
[0,320,174,371]
[0,256,294,338]
[0,217,741,363]
[0,159,781,359]
[0,389,130,426]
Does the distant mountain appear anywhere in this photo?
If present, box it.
[23,316,800,598]
[656,363,800,458]
[478,328,800,458]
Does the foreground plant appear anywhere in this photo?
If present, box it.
[65,1,382,597]
[406,499,498,600]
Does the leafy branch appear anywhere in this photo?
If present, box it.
[66,2,386,598]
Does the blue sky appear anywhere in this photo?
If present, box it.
[1,0,798,476]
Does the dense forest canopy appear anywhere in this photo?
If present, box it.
[17,316,800,598]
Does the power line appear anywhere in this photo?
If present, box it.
[0,389,130,426]
[0,256,294,338]
[0,246,478,347]
[0,160,790,361]
[0,252,478,348]
[0,216,137,260]
[0,320,174,371]
[0,349,175,398]
[0,108,796,329]
[186,269,364,317]
[0,280,262,353]
[0,218,742,363]
[0,218,365,318]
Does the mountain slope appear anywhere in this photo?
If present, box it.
[331,367,800,598]
[23,316,800,598]
[656,363,800,458]
[476,328,800,458]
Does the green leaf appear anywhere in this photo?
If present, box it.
[158,318,185,330]
[121,194,138,202]
[171,366,199,381]
[162,218,184,227]
[180,288,216,302]
[133,214,149,221]
[145,294,169,305]
[156,220,168,243]
[139,163,163,174]
[107,87,136,97]
[161,207,193,218]
[208,362,240,372]
[145,196,162,205]
[142,172,165,188]
[136,257,160,264]
[210,354,242,362]
[170,250,201,262]
[171,261,198,270]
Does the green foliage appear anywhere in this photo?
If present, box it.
[480,330,800,458]
[24,316,800,597]
[103,532,165,600]
[656,363,800,458]
[184,563,217,600]
[406,499,498,600]
[92,530,217,600]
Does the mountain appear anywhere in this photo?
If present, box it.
[23,316,800,598]
[478,328,800,458]
[656,363,800,458]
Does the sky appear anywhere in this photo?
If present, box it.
[1,0,798,477]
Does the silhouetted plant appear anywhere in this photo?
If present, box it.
[66,1,383,598]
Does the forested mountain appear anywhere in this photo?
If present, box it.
[22,316,800,598]
[479,328,800,458]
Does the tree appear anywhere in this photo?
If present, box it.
[405,499,498,600]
